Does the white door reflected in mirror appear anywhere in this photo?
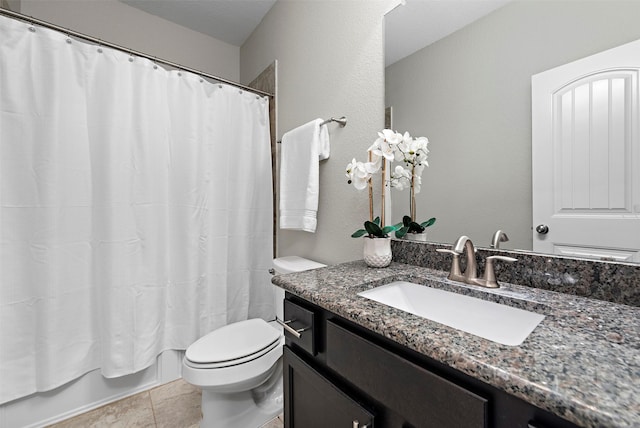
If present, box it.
[532,38,640,262]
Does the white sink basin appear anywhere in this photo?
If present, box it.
[357,281,545,346]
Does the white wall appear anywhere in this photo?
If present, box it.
[19,0,239,81]
[241,1,391,265]
[387,0,640,251]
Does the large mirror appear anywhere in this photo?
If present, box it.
[385,0,640,261]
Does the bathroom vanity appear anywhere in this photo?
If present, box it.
[272,261,640,428]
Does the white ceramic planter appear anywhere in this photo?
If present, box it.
[406,232,428,242]
[363,237,392,268]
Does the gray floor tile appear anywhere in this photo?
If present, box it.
[149,378,202,428]
[260,414,284,428]
[48,391,155,428]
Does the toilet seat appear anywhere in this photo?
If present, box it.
[182,319,284,392]
[184,339,280,369]
[185,318,281,369]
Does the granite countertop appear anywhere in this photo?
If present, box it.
[272,261,640,428]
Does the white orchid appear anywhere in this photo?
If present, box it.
[346,158,369,190]
[394,132,413,161]
[390,165,411,190]
[396,135,430,167]
[346,156,382,190]
[369,129,403,162]
[367,152,382,172]
[345,128,431,236]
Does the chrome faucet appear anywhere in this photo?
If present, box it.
[490,230,509,249]
[437,235,517,288]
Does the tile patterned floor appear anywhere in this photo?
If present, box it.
[46,378,284,428]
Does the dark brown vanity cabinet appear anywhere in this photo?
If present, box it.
[325,321,487,428]
[283,347,375,428]
[282,295,580,428]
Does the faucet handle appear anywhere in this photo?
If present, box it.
[436,249,463,281]
[483,255,517,288]
[487,255,518,262]
[436,248,457,255]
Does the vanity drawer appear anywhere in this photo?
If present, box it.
[283,299,316,355]
[326,320,488,428]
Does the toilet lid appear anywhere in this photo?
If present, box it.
[273,256,326,274]
[185,318,281,365]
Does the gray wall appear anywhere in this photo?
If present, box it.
[386,0,640,251]
[242,1,391,265]
[19,0,240,81]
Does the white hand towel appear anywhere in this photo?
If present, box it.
[279,119,330,233]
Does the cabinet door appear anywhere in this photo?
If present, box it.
[326,321,487,428]
[283,346,375,428]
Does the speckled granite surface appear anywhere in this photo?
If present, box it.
[273,261,640,428]
[392,240,640,307]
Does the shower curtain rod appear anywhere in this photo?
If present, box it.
[0,7,274,98]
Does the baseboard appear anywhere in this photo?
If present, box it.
[29,379,161,428]
[1,350,185,428]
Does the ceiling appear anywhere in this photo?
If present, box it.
[121,0,277,46]
[122,0,510,65]
[385,0,511,66]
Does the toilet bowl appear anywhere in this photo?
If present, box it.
[182,256,325,428]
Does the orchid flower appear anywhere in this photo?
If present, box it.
[369,129,403,162]
[389,165,411,190]
[345,128,431,237]
[346,156,382,190]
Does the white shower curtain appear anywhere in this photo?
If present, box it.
[0,14,274,404]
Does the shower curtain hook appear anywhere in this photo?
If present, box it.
[25,15,36,32]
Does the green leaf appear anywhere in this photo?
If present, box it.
[421,217,436,228]
[392,222,403,230]
[395,226,408,238]
[382,225,397,234]
[373,216,381,226]
[364,220,383,237]
[351,229,367,238]
[408,221,425,233]
[402,215,412,227]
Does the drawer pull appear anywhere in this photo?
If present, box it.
[276,317,308,338]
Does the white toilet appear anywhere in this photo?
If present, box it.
[182,256,326,428]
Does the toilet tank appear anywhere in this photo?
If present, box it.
[272,256,326,320]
